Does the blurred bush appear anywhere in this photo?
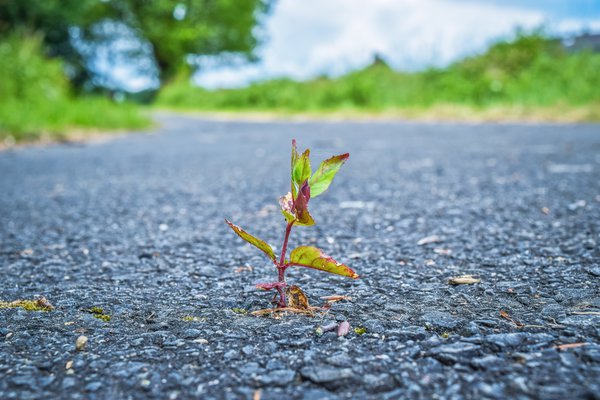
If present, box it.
[157,32,600,119]
[0,34,149,142]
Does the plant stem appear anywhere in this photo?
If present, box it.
[279,221,294,266]
[276,221,294,307]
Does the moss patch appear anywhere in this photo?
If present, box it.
[88,307,111,322]
[354,327,367,336]
[0,297,54,312]
[182,315,205,322]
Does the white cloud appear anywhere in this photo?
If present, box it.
[194,0,600,89]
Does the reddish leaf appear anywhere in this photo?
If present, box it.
[337,321,350,336]
[293,180,314,224]
[294,180,311,214]
[279,192,315,226]
[289,246,359,278]
[225,219,276,261]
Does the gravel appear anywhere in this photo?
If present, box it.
[1,114,599,399]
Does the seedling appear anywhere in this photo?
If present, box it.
[226,140,358,309]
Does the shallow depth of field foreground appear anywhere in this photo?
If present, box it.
[0,114,599,399]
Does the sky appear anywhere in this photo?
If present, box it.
[114,0,600,91]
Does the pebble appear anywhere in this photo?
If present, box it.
[300,366,354,387]
[182,329,202,339]
[421,311,461,329]
[258,369,296,386]
[485,333,527,349]
[75,336,88,351]
[85,382,103,392]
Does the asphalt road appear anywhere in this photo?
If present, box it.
[1,114,599,399]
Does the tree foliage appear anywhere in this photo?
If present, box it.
[0,0,271,88]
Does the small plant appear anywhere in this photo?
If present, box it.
[0,296,54,312]
[226,139,358,309]
[88,307,111,322]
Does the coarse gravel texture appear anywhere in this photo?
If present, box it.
[1,114,599,399]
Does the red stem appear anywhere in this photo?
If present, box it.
[279,221,294,266]
[275,220,294,307]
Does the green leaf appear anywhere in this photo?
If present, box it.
[293,148,311,189]
[291,140,300,197]
[225,219,276,261]
[279,192,314,226]
[309,153,349,197]
[289,246,358,278]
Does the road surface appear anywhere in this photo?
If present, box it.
[1,114,599,399]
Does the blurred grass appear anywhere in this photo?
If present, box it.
[157,33,600,122]
[0,34,150,144]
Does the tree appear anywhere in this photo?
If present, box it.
[0,0,100,87]
[0,0,272,88]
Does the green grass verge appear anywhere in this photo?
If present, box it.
[0,98,150,144]
[157,33,600,122]
[0,33,150,145]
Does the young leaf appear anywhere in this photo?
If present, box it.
[279,192,296,223]
[309,153,349,197]
[293,149,311,189]
[291,140,300,197]
[289,246,358,278]
[294,180,311,213]
[225,219,276,261]
[279,192,315,226]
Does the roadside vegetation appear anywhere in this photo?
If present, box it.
[2,30,599,145]
[157,33,600,122]
[0,34,149,144]
[0,0,270,145]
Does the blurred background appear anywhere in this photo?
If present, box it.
[1,0,599,143]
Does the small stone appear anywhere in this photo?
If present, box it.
[242,345,254,355]
[587,266,600,277]
[266,359,285,370]
[363,373,396,393]
[76,335,88,351]
[427,342,480,364]
[421,311,461,329]
[239,362,261,376]
[362,319,384,334]
[300,366,354,389]
[485,333,526,349]
[327,352,353,367]
[224,350,238,360]
[470,355,503,370]
[140,379,151,389]
[541,304,566,319]
[258,369,296,386]
[85,382,103,392]
[62,377,77,390]
[182,329,202,339]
